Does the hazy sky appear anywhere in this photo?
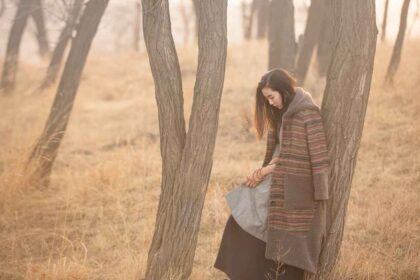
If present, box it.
[0,0,419,62]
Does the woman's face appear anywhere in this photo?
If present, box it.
[262,87,283,110]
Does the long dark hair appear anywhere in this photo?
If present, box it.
[254,68,298,140]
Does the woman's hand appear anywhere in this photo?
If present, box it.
[244,167,268,188]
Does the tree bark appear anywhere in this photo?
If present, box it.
[384,0,411,85]
[268,0,296,72]
[381,0,390,42]
[40,0,84,89]
[309,0,378,279]
[31,0,49,58]
[295,0,325,84]
[142,0,227,279]
[316,0,334,78]
[27,0,109,187]
[0,0,32,93]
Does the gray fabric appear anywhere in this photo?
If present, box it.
[225,143,281,242]
[284,87,319,118]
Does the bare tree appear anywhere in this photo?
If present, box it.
[31,0,50,58]
[385,0,411,85]
[311,0,378,278]
[142,0,227,279]
[295,0,325,84]
[381,0,390,42]
[268,0,296,72]
[40,0,84,89]
[133,0,142,51]
[0,0,6,19]
[256,0,269,39]
[0,0,32,93]
[241,0,255,40]
[316,0,333,78]
[27,0,109,187]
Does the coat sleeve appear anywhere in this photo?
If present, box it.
[262,129,277,167]
[303,109,330,200]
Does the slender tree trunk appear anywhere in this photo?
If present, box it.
[256,0,269,39]
[31,0,49,58]
[133,0,142,51]
[384,0,411,85]
[27,0,109,187]
[142,0,227,279]
[316,0,333,78]
[309,0,378,279]
[381,0,390,42]
[268,0,296,72]
[242,0,256,40]
[192,0,198,43]
[0,0,31,93]
[40,0,84,89]
[0,0,6,19]
[295,0,325,84]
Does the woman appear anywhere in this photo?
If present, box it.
[214,68,329,280]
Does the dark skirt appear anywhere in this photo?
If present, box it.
[214,215,305,280]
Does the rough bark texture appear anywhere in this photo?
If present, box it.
[307,0,378,278]
[31,0,49,58]
[142,0,227,279]
[316,0,334,78]
[40,0,84,89]
[0,0,31,93]
[384,0,411,85]
[27,0,109,187]
[268,0,296,72]
[295,0,325,84]
[381,0,390,42]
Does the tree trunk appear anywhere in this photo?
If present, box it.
[27,0,109,187]
[191,0,198,43]
[0,0,31,93]
[384,0,411,85]
[309,0,378,279]
[381,0,390,42]
[31,0,49,58]
[142,0,227,279]
[40,0,84,89]
[268,0,296,72]
[242,0,256,40]
[316,0,333,78]
[256,0,269,39]
[295,0,325,84]
[133,0,142,51]
[0,0,6,19]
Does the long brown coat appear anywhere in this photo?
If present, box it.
[262,87,329,274]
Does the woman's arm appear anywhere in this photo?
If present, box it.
[303,109,329,200]
[244,157,280,188]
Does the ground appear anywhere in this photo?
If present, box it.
[0,41,419,279]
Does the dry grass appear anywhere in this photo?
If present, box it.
[0,40,419,280]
